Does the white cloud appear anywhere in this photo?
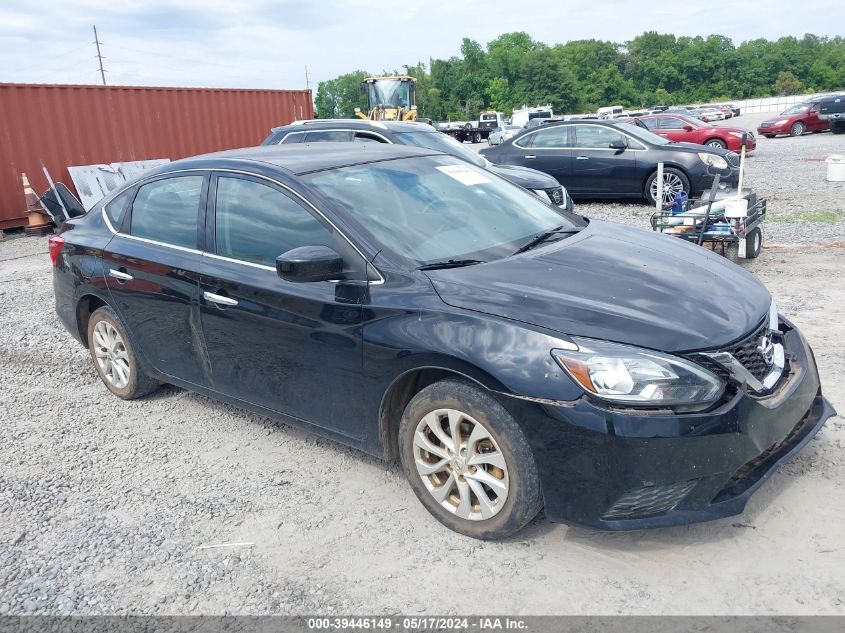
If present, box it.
[0,0,840,89]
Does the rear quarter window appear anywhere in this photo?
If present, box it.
[104,188,134,229]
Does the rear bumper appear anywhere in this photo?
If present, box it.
[515,320,835,530]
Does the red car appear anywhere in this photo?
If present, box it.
[631,114,756,151]
[757,101,829,138]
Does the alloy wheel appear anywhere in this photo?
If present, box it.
[92,321,130,389]
[412,408,509,521]
[651,172,685,205]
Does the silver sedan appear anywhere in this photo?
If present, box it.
[488,125,522,145]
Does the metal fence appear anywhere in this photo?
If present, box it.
[712,91,844,115]
[0,83,313,229]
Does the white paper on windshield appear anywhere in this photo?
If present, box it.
[436,165,491,186]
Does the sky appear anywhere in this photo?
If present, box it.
[0,0,841,90]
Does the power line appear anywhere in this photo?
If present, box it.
[93,25,106,85]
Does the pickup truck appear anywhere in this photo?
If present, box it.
[818,94,845,134]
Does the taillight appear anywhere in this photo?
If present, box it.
[48,234,65,266]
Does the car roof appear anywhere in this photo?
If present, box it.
[172,143,442,175]
[271,119,437,134]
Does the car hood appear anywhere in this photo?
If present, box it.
[762,114,798,124]
[486,163,559,189]
[425,220,770,353]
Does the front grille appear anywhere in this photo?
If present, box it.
[602,480,697,520]
[693,320,773,384]
[760,122,772,128]
[545,187,564,205]
[728,321,772,381]
[725,151,740,167]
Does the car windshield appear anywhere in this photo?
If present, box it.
[394,131,486,168]
[783,104,809,115]
[614,122,671,145]
[366,79,411,109]
[304,155,584,265]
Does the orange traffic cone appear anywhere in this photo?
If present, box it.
[22,172,53,236]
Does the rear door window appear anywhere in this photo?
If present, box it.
[517,126,569,148]
[303,130,353,142]
[129,175,204,249]
[353,132,386,143]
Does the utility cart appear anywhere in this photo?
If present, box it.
[650,191,767,259]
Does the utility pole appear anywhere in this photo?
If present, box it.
[93,25,106,85]
[305,65,310,91]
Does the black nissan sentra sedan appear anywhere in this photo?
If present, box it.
[50,143,834,539]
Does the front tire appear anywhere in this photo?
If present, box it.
[705,138,727,149]
[398,379,542,539]
[645,167,690,207]
[87,306,159,400]
[790,121,805,137]
[764,134,776,139]
[473,131,483,143]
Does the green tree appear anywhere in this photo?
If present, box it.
[775,70,802,95]
[314,70,368,118]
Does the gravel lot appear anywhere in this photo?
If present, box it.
[1,117,844,616]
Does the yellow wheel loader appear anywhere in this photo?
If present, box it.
[355,75,417,121]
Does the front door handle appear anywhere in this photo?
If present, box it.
[108,269,133,281]
[524,155,536,159]
[576,156,590,160]
[203,291,238,307]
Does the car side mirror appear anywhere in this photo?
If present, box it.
[276,245,343,283]
[609,139,627,151]
[683,125,694,132]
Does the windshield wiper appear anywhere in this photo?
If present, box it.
[512,226,580,256]
[417,259,486,271]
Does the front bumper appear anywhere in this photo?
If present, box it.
[514,320,835,530]
[757,123,789,135]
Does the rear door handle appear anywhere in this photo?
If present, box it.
[108,269,133,281]
[203,291,238,307]
[576,156,589,160]
[524,155,536,159]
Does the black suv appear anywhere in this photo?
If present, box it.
[262,120,572,210]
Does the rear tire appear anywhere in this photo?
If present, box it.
[705,138,727,149]
[790,121,805,137]
[473,131,483,143]
[87,306,159,400]
[398,378,542,540]
[832,122,845,135]
[745,227,762,259]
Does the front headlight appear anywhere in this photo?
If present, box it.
[774,119,789,126]
[728,131,744,138]
[698,153,728,170]
[552,338,725,406]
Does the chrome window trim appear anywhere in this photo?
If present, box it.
[278,129,391,145]
[116,232,202,254]
[512,124,647,151]
[101,167,385,284]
